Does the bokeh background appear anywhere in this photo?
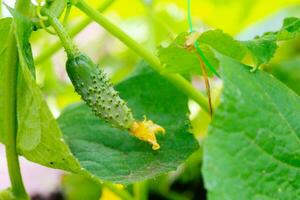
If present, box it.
[1,0,300,199]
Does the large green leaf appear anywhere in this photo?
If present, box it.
[203,56,300,199]
[58,63,199,184]
[7,9,82,172]
[0,18,13,143]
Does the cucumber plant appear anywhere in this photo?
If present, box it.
[0,0,300,200]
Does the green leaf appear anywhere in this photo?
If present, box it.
[198,29,247,60]
[158,32,219,76]
[243,35,278,66]
[9,9,82,172]
[0,18,12,53]
[58,62,199,184]
[0,18,13,143]
[243,17,300,66]
[277,17,300,40]
[7,7,35,77]
[203,56,300,199]
[0,188,16,200]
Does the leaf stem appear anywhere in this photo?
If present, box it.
[198,55,213,116]
[75,0,209,113]
[133,181,148,200]
[4,23,28,200]
[35,0,115,64]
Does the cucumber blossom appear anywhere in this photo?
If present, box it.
[66,53,134,130]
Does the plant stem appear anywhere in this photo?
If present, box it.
[43,8,79,58]
[75,0,209,113]
[133,181,148,200]
[4,23,28,200]
[104,183,135,200]
[35,0,115,64]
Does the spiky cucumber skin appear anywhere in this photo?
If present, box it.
[66,53,134,130]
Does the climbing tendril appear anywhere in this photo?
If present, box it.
[36,0,56,35]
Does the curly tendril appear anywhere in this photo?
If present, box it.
[36,0,56,35]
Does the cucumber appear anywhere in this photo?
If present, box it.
[66,53,134,129]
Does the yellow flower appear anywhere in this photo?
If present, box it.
[130,118,165,150]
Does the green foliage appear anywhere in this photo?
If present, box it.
[159,17,300,76]
[202,56,300,199]
[198,29,247,60]
[243,35,278,66]
[58,63,199,184]
[0,18,13,143]
[277,17,300,40]
[2,1,300,199]
[243,17,300,67]
[61,174,102,200]
[158,32,219,76]
[7,9,82,173]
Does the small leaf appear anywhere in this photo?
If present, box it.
[277,17,300,40]
[58,62,199,184]
[158,32,219,76]
[198,29,247,60]
[203,56,300,199]
[243,17,300,66]
[243,35,278,66]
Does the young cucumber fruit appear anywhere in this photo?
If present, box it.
[66,53,134,130]
[66,53,165,150]
[44,8,165,150]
